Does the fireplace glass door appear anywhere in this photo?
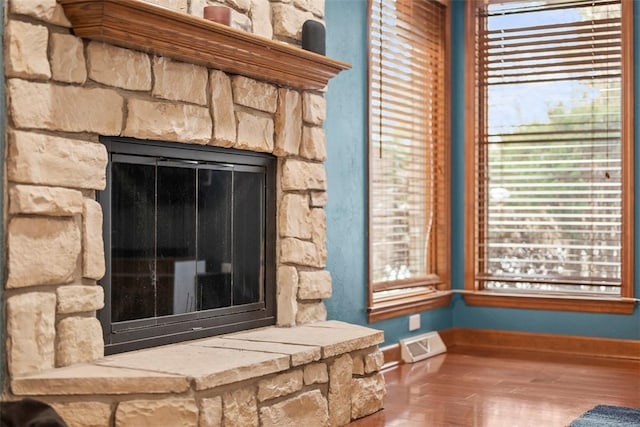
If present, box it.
[99,138,276,353]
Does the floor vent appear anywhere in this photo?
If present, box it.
[400,331,447,363]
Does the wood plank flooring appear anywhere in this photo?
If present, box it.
[350,347,640,426]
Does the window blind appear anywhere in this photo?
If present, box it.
[473,0,625,295]
[369,0,447,293]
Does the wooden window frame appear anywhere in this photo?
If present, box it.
[367,0,452,323]
[463,0,635,314]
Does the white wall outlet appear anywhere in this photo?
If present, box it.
[409,314,420,331]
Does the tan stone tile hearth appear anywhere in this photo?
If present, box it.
[14,321,382,395]
[12,321,385,426]
[11,364,190,396]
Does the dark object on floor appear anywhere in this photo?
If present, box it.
[570,404,640,427]
[0,398,68,427]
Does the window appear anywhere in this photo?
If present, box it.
[464,0,634,313]
[99,138,276,354]
[368,0,451,321]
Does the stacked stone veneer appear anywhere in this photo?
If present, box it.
[2,0,385,425]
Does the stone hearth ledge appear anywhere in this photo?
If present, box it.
[11,321,383,396]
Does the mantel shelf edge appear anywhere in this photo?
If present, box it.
[58,0,351,90]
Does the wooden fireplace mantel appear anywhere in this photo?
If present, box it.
[58,0,351,90]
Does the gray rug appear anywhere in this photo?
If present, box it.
[570,405,640,427]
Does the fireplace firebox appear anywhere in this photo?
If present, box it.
[98,137,276,354]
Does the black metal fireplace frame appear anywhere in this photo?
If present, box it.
[98,136,276,354]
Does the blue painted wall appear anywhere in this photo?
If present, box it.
[324,0,452,345]
[324,0,639,343]
[324,0,368,327]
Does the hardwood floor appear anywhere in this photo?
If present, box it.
[350,347,640,426]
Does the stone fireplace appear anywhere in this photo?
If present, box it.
[2,0,385,425]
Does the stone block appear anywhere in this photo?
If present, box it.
[281,238,322,268]
[6,20,50,79]
[9,184,83,216]
[352,355,365,376]
[199,396,222,427]
[124,99,212,144]
[274,89,301,157]
[6,292,56,376]
[87,42,152,90]
[52,401,112,427]
[277,266,298,327]
[303,92,327,124]
[116,398,198,427]
[12,364,190,396]
[83,199,105,280]
[279,193,311,239]
[57,285,104,314]
[189,0,207,15]
[230,321,384,360]
[7,217,80,288]
[281,159,326,191]
[258,370,303,402]
[8,79,123,134]
[329,353,353,426]
[298,270,332,300]
[294,0,324,17]
[9,0,71,26]
[210,70,237,147]
[260,390,329,427]
[364,350,384,374]
[198,337,320,366]
[56,317,104,366]
[310,191,328,207]
[301,126,326,161]
[308,322,385,358]
[232,76,278,113]
[97,344,289,391]
[251,0,273,38]
[153,57,208,105]
[296,301,327,324]
[223,388,258,427]
[50,33,86,84]
[304,362,328,385]
[272,3,313,40]
[231,10,252,32]
[351,373,385,420]
[310,208,327,265]
[7,131,108,190]
[236,111,274,153]
[228,0,251,12]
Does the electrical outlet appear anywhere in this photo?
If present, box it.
[409,314,420,331]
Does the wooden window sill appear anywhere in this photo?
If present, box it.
[462,291,636,314]
[368,290,452,322]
